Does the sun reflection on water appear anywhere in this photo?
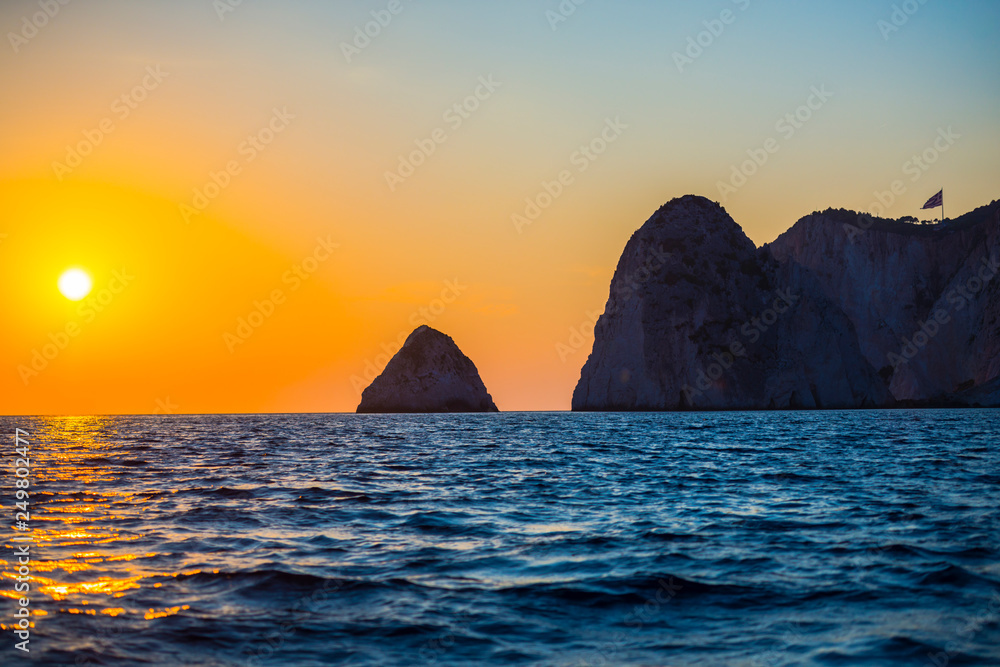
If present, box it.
[2,416,195,634]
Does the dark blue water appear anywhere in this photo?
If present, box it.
[1,411,998,666]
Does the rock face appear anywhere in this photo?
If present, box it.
[357,326,498,413]
[767,201,1000,405]
[572,194,1000,411]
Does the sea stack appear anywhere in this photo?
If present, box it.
[357,325,499,413]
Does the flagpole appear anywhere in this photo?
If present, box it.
[941,188,944,224]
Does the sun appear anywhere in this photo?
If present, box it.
[58,268,93,301]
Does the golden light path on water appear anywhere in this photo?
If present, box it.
[1,417,205,632]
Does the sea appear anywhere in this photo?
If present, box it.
[1,411,998,666]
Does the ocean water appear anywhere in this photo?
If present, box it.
[1,411,999,667]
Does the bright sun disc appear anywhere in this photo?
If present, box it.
[58,268,93,301]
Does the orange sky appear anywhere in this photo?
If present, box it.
[2,1,998,414]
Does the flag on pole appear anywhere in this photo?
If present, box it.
[922,190,944,210]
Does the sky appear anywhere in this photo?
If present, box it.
[1,0,998,415]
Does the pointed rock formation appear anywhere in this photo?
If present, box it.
[357,326,499,413]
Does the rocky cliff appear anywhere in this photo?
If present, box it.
[767,200,1000,405]
[357,325,498,413]
[572,195,1000,411]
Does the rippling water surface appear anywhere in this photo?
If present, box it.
[1,411,999,666]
